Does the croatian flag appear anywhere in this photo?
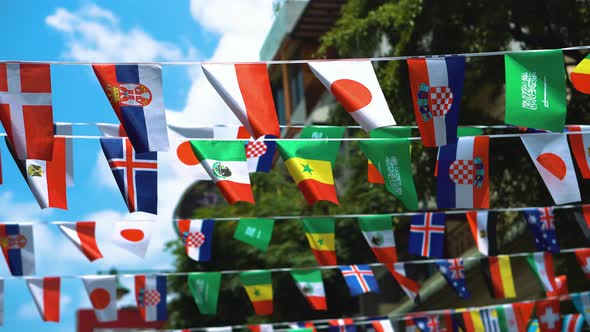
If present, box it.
[176,219,215,262]
[407,56,465,147]
[437,136,489,209]
[135,275,167,322]
[0,223,35,276]
[93,64,169,152]
[246,136,276,173]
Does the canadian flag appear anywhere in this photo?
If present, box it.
[56,222,103,262]
[521,134,581,204]
[308,60,396,132]
[81,276,117,322]
[26,277,60,322]
[111,220,153,258]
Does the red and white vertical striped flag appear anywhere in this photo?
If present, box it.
[57,222,103,262]
[26,277,60,322]
[371,319,394,332]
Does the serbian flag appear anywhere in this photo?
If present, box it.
[135,275,167,322]
[567,125,590,178]
[0,223,35,276]
[407,56,465,147]
[26,277,60,322]
[176,219,214,262]
[0,63,54,160]
[93,64,169,152]
[201,63,280,139]
[437,136,489,208]
[56,222,103,262]
[574,248,590,279]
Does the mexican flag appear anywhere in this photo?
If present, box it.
[358,215,397,263]
[240,270,273,316]
[290,269,327,310]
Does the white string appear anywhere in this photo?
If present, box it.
[2,45,589,65]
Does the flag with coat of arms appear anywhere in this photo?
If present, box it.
[177,219,214,262]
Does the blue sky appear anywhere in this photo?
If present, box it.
[0,1,274,330]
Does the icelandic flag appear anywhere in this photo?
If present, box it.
[522,207,560,253]
[409,213,446,258]
[246,135,276,173]
[135,275,167,322]
[339,265,380,296]
[177,219,214,262]
[0,223,35,276]
[437,136,489,209]
[407,56,466,147]
[100,138,158,214]
[93,64,169,152]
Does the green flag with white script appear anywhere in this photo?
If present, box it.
[188,272,221,315]
[505,50,567,132]
[233,218,275,251]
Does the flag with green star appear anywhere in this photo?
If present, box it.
[240,270,273,315]
[302,218,336,266]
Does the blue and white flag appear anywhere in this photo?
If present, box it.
[522,207,560,253]
[409,213,446,258]
[435,258,471,298]
[0,224,35,276]
[135,275,167,322]
[339,265,379,296]
[246,135,276,173]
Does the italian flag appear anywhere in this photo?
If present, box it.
[190,140,254,204]
[290,269,327,310]
[358,215,397,263]
[240,270,273,316]
[495,304,525,332]
[277,140,338,205]
[526,252,557,295]
[302,218,337,266]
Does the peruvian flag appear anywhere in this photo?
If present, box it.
[574,248,590,279]
[371,319,394,332]
[0,63,54,160]
[56,222,103,262]
[81,276,117,322]
[566,125,590,178]
[26,277,60,322]
[201,63,280,139]
[521,134,581,204]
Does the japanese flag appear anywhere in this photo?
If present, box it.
[521,134,581,204]
[81,276,117,322]
[111,220,154,258]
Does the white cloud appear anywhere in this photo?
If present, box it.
[0,191,52,221]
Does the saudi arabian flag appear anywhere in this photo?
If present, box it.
[233,218,275,251]
[240,270,273,316]
[505,50,567,132]
[299,125,345,164]
[290,269,327,310]
[359,138,419,210]
[187,272,221,315]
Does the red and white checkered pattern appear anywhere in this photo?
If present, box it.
[143,289,161,306]
[429,86,453,117]
[246,141,268,158]
[185,231,205,248]
[449,160,474,184]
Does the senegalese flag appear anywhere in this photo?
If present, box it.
[367,126,412,184]
[302,218,336,266]
[240,270,273,316]
[277,140,338,204]
[571,54,590,94]
[480,255,517,299]
[290,269,327,310]
[190,140,254,204]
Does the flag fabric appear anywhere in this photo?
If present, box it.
[407,56,465,147]
[0,63,54,160]
[246,136,277,173]
[289,322,316,332]
[240,270,273,316]
[553,275,569,296]
[466,210,498,256]
[435,258,471,298]
[93,64,169,152]
[0,223,35,276]
[529,319,541,332]
[233,218,274,251]
[505,50,567,132]
[277,140,339,205]
[26,277,60,322]
[570,54,590,93]
[339,265,380,296]
[112,220,153,258]
[480,255,517,299]
[526,252,557,295]
[201,63,280,138]
[359,138,419,210]
[55,123,74,186]
[436,136,490,209]
[536,298,561,332]
[414,315,440,332]
[522,207,560,253]
[358,215,397,263]
[387,263,421,303]
[190,140,254,204]
[521,134,580,204]
[573,205,590,241]
[433,127,485,177]
[100,137,158,214]
[571,292,590,328]
[566,125,590,178]
[248,324,273,332]
[81,276,117,322]
[328,318,357,332]
[290,269,327,310]
[404,318,417,332]
[574,248,590,279]
[302,218,336,266]
[187,272,221,315]
[367,126,413,184]
[177,219,214,262]
[562,314,584,332]
[409,212,446,258]
[0,278,3,325]
[308,60,396,132]
[496,303,528,332]
[299,125,345,157]
[56,222,102,262]
[371,319,394,332]
[135,275,167,322]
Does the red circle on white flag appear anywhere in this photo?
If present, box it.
[330,79,373,113]
[120,229,145,242]
[537,152,567,180]
[89,288,111,310]
[177,141,200,166]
